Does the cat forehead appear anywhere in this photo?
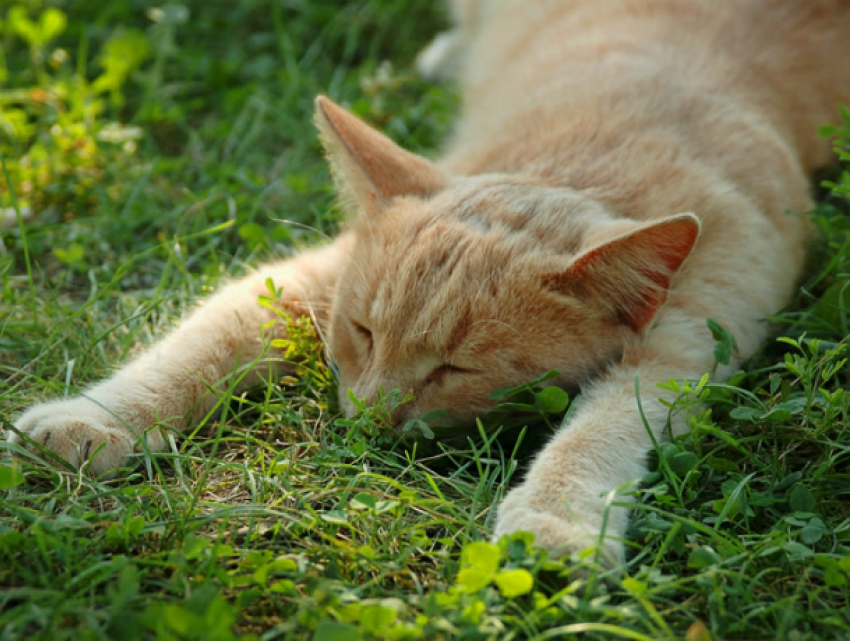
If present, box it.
[355,183,585,257]
[429,178,595,219]
[347,180,606,336]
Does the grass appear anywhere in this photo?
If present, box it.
[1,2,849,639]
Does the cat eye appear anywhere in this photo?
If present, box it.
[351,321,374,356]
[423,363,478,386]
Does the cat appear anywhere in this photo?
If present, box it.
[10,0,850,564]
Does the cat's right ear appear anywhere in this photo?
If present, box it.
[314,96,447,215]
[543,213,701,332]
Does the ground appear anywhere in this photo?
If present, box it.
[1,2,849,639]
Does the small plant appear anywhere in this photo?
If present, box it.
[1,3,849,639]
[259,277,333,396]
[1,5,149,220]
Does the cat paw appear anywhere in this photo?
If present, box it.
[9,397,145,476]
[493,494,625,566]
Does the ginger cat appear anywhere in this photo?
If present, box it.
[11,0,850,563]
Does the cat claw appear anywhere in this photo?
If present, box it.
[9,399,138,477]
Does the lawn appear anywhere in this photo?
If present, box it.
[1,2,849,639]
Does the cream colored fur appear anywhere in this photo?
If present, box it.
[11,0,850,563]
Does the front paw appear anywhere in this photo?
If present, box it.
[9,397,149,476]
[493,491,625,566]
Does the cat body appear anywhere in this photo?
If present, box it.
[11,0,850,561]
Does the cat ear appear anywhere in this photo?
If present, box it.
[545,214,700,332]
[314,96,447,213]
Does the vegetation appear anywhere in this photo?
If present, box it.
[1,2,849,639]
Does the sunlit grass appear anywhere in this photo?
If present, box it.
[1,2,849,639]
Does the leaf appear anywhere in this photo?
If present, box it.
[201,593,236,632]
[161,604,201,635]
[8,7,39,46]
[116,563,140,600]
[789,484,816,513]
[768,373,781,395]
[319,510,348,525]
[825,565,848,588]
[494,568,534,597]
[729,406,761,421]
[271,556,297,572]
[402,418,435,440]
[800,517,827,545]
[313,621,361,641]
[359,604,397,633]
[39,8,67,43]
[373,500,399,515]
[819,124,838,138]
[688,546,720,569]
[537,386,570,414]
[238,222,266,249]
[269,579,296,594]
[801,524,824,545]
[93,30,151,103]
[621,577,647,596]
[350,492,377,510]
[55,244,85,265]
[462,600,486,623]
[461,541,501,575]
[252,563,271,587]
[668,451,699,477]
[783,541,814,560]
[774,471,802,492]
[456,568,493,593]
[707,318,738,366]
[714,343,731,367]
[505,534,533,560]
[0,466,25,489]
[182,533,210,560]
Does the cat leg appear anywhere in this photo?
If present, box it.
[9,234,353,477]
[492,312,749,564]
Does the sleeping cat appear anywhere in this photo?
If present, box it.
[10,0,850,563]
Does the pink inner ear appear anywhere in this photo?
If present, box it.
[636,219,700,294]
[653,219,701,274]
[564,215,700,332]
[622,285,667,332]
[626,217,700,330]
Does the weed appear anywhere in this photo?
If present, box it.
[1,2,849,639]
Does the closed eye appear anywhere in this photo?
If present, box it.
[423,363,480,386]
[351,321,373,356]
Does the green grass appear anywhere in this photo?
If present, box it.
[1,2,850,639]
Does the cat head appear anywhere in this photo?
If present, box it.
[316,97,699,426]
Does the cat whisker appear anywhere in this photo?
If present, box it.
[269,217,333,241]
[345,254,371,290]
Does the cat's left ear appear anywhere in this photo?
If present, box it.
[545,213,701,332]
[314,96,447,214]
